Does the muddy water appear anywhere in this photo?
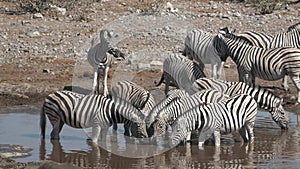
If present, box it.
[1,105,300,168]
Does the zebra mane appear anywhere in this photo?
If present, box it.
[287,22,300,32]
[112,96,146,123]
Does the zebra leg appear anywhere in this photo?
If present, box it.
[164,75,170,96]
[216,61,224,79]
[198,129,214,148]
[186,131,192,142]
[211,63,217,79]
[282,75,289,91]
[290,75,300,103]
[91,125,101,143]
[50,118,64,140]
[245,121,255,143]
[103,66,109,97]
[213,130,221,146]
[238,126,249,142]
[92,68,99,94]
[124,122,131,136]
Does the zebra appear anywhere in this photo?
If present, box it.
[150,89,228,138]
[170,94,258,147]
[146,89,190,137]
[87,29,125,96]
[110,80,155,136]
[40,90,148,143]
[193,78,289,129]
[237,25,300,90]
[155,53,206,95]
[182,29,227,79]
[214,27,300,104]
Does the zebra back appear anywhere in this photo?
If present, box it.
[162,53,205,94]
[111,80,155,116]
[237,31,273,48]
[156,89,227,125]
[171,94,257,145]
[152,89,227,137]
[193,78,288,129]
[183,29,224,63]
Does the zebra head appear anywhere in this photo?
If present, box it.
[213,28,231,62]
[130,122,148,138]
[270,99,289,129]
[152,118,168,137]
[170,118,188,146]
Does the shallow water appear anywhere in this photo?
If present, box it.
[1,105,300,168]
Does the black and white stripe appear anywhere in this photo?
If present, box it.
[170,94,258,147]
[146,89,190,136]
[155,53,206,95]
[40,90,147,143]
[237,25,300,90]
[287,22,300,32]
[87,29,125,96]
[193,78,289,129]
[111,80,155,136]
[182,29,226,79]
[150,89,227,138]
[214,28,300,103]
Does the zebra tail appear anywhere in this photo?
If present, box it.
[154,73,164,87]
[40,106,46,139]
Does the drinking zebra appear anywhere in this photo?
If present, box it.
[214,27,300,104]
[155,53,206,95]
[182,29,226,79]
[88,29,125,96]
[149,89,228,138]
[40,90,148,143]
[193,78,288,129]
[146,89,190,136]
[170,94,258,147]
[111,80,155,136]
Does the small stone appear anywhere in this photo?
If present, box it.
[43,69,50,73]
[137,63,151,71]
[150,61,163,67]
[33,13,43,19]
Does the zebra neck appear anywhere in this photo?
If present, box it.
[252,86,278,111]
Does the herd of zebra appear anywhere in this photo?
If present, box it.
[40,22,300,148]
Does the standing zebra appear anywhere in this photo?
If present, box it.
[111,80,155,136]
[40,90,148,143]
[237,24,300,90]
[170,94,258,147]
[155,53,206,95]
[88,29,125,96]
[150,89,227,138]
[182,29,226,79]
[214,28,300,103]
[193,78,288,129]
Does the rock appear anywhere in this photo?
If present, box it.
[137,63,151,71]
[150,60,163,67]
[50,4,67,16]
[43,69,51,73]
[26,31,40,38]
[33,13,43,19]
